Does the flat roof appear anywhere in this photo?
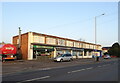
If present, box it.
[13,31,101,46]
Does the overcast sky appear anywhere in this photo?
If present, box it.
[1,2,118,47]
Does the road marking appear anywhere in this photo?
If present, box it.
[114,63,117,64]
[86,67,93,70]
[97,64,110,68]
[68,69,85,73]
[68,67,93,74]
[38,68,52,71]
[17,76,50,83]
[105,64,110,66]
[102,64,109,66]
[98,66,102,67]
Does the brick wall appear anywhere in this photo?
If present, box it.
[12,33,28,60]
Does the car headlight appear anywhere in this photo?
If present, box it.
[56,57,62,61]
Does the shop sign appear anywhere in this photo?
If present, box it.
[33,45,54,49]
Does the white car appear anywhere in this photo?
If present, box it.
[54,54,73,62]
[104,55,111,59]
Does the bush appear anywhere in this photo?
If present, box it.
[108,42,120,57]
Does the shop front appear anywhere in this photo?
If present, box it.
[32,44,85,59]
[82,49,94,58]
[55,47,72,57]
[72,49,84,59]
[33,45,54,59]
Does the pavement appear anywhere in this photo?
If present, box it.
[2,57,118,75]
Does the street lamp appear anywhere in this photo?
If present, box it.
[94,13,105,59]
[95,13,105,46]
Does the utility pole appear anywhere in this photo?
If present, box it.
[18,27,21,49]
[17,27,22,60]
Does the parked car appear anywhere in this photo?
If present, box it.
[103,55,111,59]
[110,56,117,58]
[54,54,73,62]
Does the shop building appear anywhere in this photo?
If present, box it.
[13,32,102,60]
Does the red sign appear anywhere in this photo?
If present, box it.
[0,44,17,55]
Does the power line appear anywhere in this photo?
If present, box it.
[47,17,93,29]
[46,11,117,29]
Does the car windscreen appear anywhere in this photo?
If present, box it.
[61,54,71,57]
[61,54,66,57]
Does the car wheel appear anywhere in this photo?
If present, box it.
[60,59,63,62]
[70,58,73,61]
[2,59,5,62]
[69,58,72,61]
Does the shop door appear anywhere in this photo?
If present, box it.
[33,50,38,59]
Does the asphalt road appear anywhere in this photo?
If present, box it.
[2,59,119,82]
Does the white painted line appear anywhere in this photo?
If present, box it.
[103,65,108,66]
[17,76,50,83]
[68,68,86,73]
[98,66,102,67]
[68,72,71,73]
[68,67,94,74]
[25,76,50,81]
[98,64,111,68]
[72,69,83,73]
[38,68,52,71]
[114,63,117,64]
[106,64,110,66]
[86,67,93,70]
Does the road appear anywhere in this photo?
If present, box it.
[2,59,119,82]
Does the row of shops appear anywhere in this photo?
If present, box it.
[32,44,101,60]
[13,32,102,60]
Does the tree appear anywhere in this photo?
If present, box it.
[0,41,5,44]
[108,42,120,57]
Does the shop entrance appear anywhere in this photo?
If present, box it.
[33,45,54,59]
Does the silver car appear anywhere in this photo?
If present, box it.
[54,54,73,62]
[104,55,111,59]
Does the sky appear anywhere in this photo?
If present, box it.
[1,2,118,47]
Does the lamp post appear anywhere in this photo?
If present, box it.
[94,13,105,60]
[95,13,105,47]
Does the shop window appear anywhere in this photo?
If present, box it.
[79,53,83,56]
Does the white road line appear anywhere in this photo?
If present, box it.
[81,69,86,71]
[86,67,93,70]
[114,63,117,64]
[106,64,110,66]
[102,65,108,66]
[68,69,84,73]
[38,68,52,71]
[98,64,110,68]
[17,76,50,83]
[68,67,93,74]
[98,66,102,67]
